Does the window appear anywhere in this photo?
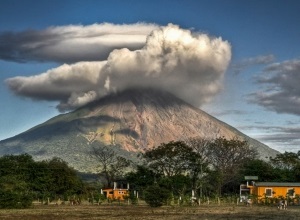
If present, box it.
[287,188,295,198]
[265,188,273,197]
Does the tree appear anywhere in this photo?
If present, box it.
[270,151,300,170]
[207,137,258,195]
[29,160,54,200]
[0,154,34,182]
[91,145,131,187]
[270,151,300,181]
[143,141,197,177]
[185,138,211,198]
[143,141,199,199]
[240,159,277,182]
[0,154,34,208]
[0,154,84,207]
[126,165,157,195]
[0,174,33,208]
[158,174,192,198]
[144,185,171,207]
[46,158,83,196]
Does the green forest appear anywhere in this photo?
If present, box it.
[1,137,300,208]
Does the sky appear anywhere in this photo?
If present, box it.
[1,0,300,153]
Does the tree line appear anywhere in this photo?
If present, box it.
[0,154,83,208]
[93,137,300,207]
[126,137,257,206]
[1,137,300,208]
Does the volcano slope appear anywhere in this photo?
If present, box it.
[0,89,278,172]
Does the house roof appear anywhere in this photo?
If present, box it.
[255,182,300,187]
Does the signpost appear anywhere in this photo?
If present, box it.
[244,176,258,180]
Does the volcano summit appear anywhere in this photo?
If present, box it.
[0,89,278,172]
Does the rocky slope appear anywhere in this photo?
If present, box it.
[0,88,279,172]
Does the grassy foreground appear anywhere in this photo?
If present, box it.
[0,203,299,220]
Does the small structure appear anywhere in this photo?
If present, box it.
[102,180,129,201]
[240,176,258,203]
[252,182,300,200]
[240,177,300,204]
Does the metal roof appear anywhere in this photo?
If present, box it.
[255,182,300,187]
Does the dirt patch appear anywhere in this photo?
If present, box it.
[0,204,299,220]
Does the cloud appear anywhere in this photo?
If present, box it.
[248,59,300,115]
[231,54,275,75]
[238,124,300,152]
[6,61,106,111]
[256,133,300,152]
[208,109,248,117]
[0,23,158,63]
[6,24,231,112]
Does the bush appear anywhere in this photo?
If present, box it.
[124,191,138,205]
[92,193,106,204]
[144,185,171,207]
[0,190,33,209]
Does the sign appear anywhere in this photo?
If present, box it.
[244,176,258,180]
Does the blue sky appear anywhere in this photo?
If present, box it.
[1,0,300,153]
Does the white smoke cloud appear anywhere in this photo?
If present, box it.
[6,24,231,111]
[59,91,98,111]
[104,24,231,105]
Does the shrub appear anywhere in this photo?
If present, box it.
[144,185,171,207]
[124,191,138,205]
[92,193,106,204]
[0,189,33,209]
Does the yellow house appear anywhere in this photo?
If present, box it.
[240,181,300,204]
[102,181,129,201]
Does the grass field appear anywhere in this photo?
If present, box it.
[0,203,299,220]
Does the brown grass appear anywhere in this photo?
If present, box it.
[0,203,299,220]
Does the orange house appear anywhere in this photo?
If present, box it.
[240,181,300,203]
[102,181,129,201]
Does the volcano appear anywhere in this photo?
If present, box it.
[0,88,278,172]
